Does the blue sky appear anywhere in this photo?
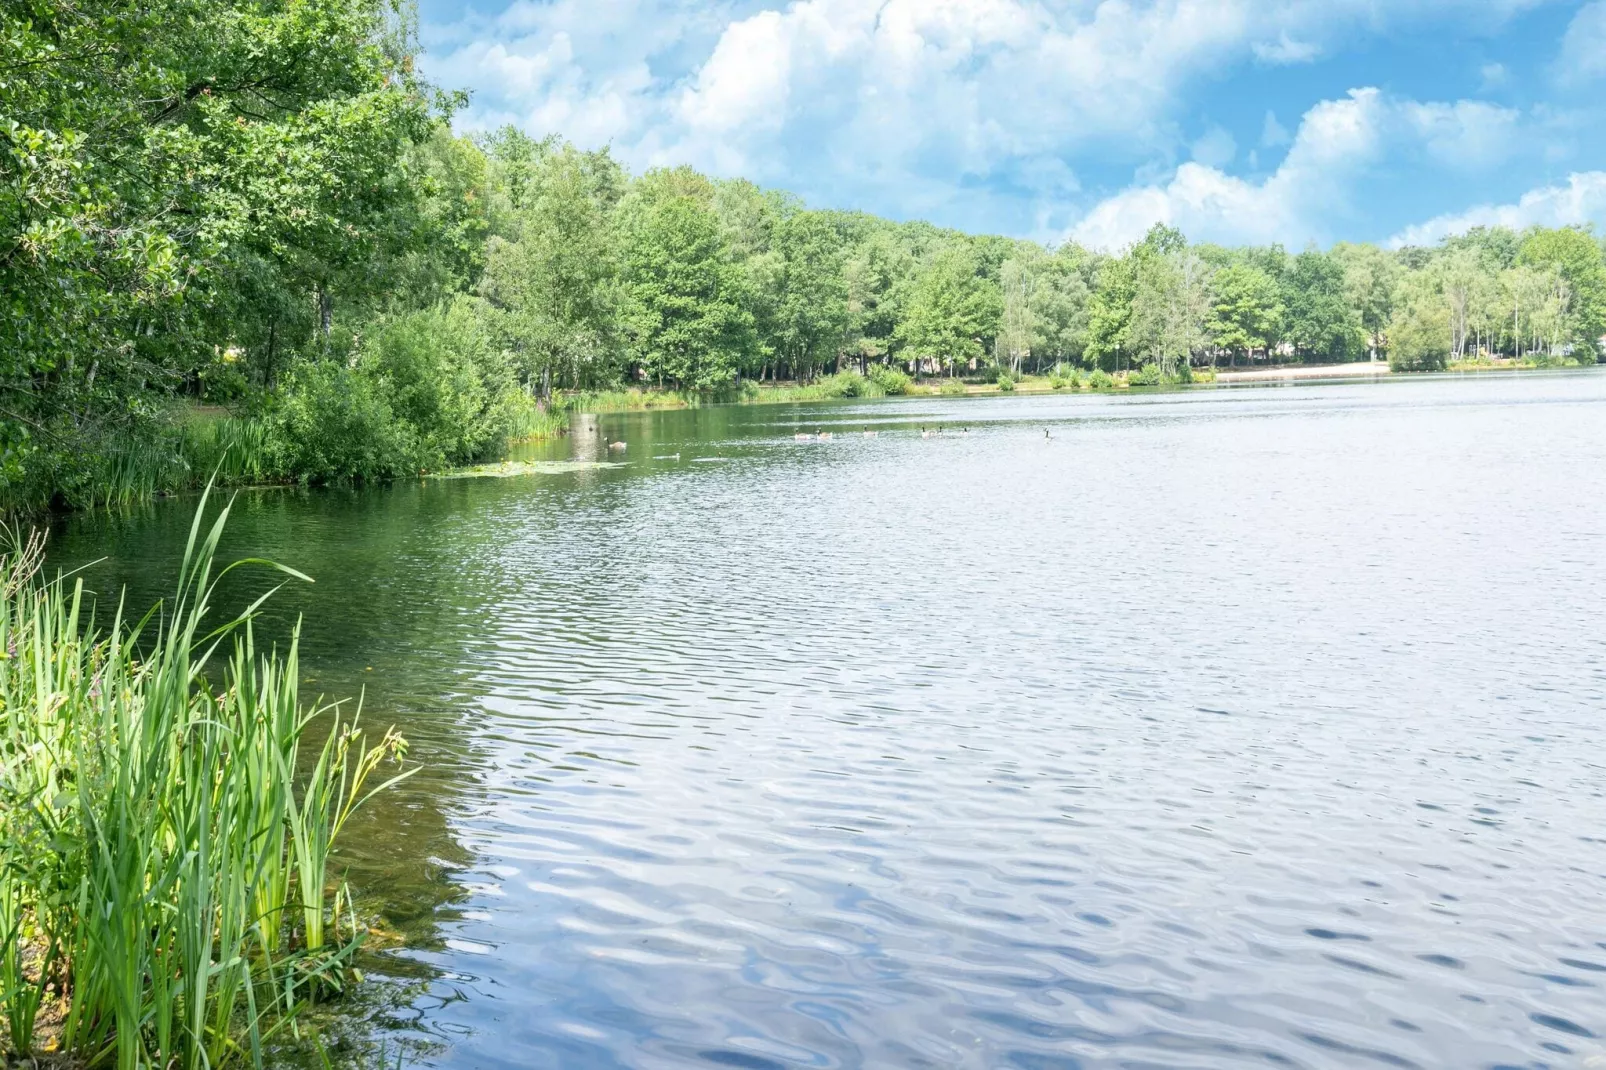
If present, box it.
[416,0,1606,250]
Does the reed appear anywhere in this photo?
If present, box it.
[0,488,413,1068]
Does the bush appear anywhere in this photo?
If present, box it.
[816,371,874,398]
[1128,363,1163,386]
[269,360,420,483]
[267,299,525,483]
[1088,368,1115,390]
[996,370,1016,392]
[939,378,968,396]
[867,364,912,395]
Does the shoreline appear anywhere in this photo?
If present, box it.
[1213,362,1391,382]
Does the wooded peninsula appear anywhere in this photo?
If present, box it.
[6,0,1605,512]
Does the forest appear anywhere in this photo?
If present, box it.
[6,0,1606,510]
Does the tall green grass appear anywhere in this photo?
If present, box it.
[0,488,413,1068]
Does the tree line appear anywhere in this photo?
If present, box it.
[6,0,1605,505]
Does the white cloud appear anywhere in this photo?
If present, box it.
[1068,89,1526,250]
[1556,1,1606,84]
[1253,32,1320,64]
[1387,172,1606,247]
[421,0,1569,235]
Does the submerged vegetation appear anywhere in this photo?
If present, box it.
[0,492,413,1067]
[5,0,1606,513]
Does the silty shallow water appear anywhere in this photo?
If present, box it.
[48,370,1606,1069]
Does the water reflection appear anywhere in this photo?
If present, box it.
[48,370,1606,1068]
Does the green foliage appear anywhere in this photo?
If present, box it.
[866,364,913,395]
[816,372,877,398]
[897,244,997,370]
[0,493,413,1068]
[619,168,756,390]
[266,301,521,483]
[1088,368,1116,390]
[939,378,969,397]
[1518,226,1606,356]
[1208,263,1284,360]
[1128,363,1164,387]
[1283,248,1363,360]
[1389,290,1452,371]
[995,370,1016,391]
[480,141,625,393]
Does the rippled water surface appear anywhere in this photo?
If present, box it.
[50,372,1606,1069]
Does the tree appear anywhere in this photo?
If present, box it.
[1207,263,1283,364]
[1331,242,1398,360]
[1129,248,1212,376]
[1283,248,1361,360]
[842,228,914,368]
[770,211,851,380]
[896,243,993,375]
[1388,278,1451,372]
[1518,226,1606,361]
[1086,255,1137,372]
[997,256,1039,374]
[617,168,755,390]
[480,142,624,396]
[0,0,436,500]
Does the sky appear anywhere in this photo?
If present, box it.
[416,0,1606,251]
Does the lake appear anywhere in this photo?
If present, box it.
[48,370,1606,1069]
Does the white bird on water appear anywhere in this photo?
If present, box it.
[608,440,628,451]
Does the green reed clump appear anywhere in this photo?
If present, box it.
[0,489,413,1069]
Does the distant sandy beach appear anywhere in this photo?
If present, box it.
[1215,362,1391,382]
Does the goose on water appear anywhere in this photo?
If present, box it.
[608,440,628,451]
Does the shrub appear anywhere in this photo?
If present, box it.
[1128,363,1163,386]
[361,299,520,466]
[996,370,1016,392]
[266,299,526,483]
[939,378,969,396]
[268,360,421,483]
[816,371,873,398]
[1088,368,1115,390]
[867,364,912,395]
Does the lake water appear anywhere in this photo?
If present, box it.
[48,371,1606,1069]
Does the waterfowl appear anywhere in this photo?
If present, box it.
[817,428,834,441]
[794,432,814,441]
[608,440,628,451]
[863,427,878,438]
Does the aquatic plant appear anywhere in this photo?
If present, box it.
[0,489,413,1068]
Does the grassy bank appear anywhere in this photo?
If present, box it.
[0,491,413,1068]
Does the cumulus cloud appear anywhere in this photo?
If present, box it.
[1387,173,1606,247]
[1068,89,1525,250]
[420,0,1572,235]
